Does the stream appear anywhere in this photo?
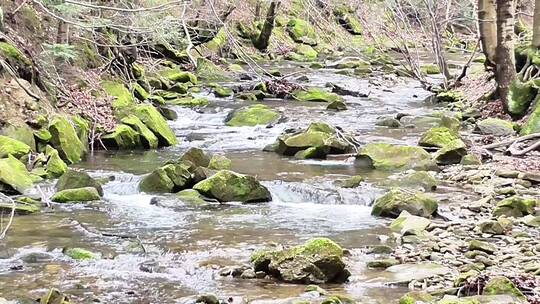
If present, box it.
[0,63,463,303]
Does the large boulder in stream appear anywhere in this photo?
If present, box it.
[48,116,86,164]
[418,127,463,149]
[251,238,350,284]
[193,170,271,203]
[56,170,104,196]
[121,115,159,149]
[133,104,177,147]
[372,188,438,218]
[101,124,142,149]
[51,187,101,203]
[0,155,34,194]
[286,18,317,45]
[356,143,437,171]
[225,104,280,127]
[139,161,193,193]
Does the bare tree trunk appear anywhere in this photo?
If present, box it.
[253,1,281,51]
[496,0,517,110]
[254,0,262,21]
[478,0,498,67]
[56,20,67,44]
[534,0,540,47]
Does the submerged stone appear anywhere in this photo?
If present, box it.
[193,170,271,203]
[356,143,437,171]
[372,188,438,218]
[51,187,101,203]
[225,104,280,127]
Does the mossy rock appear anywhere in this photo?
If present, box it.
[356,143,437,171]
[121,115,159,149]
[133,104,177,147]
[327,57,370,69]
[421,64,441,75]
[101,124,141,149]
[159,68,198,84]
[483,276,526,301]
[193,170,271,203]
[294,146,330,159]
[390,210,431,235]
[132,82,149,100]
[336,13,363,35]
[2,123,36,151]
[56,170,103,196]
[205,28,228,52]
[139,162,192,193]
[380,171,438,191]
[34,129,52,143]
[372,188,438,218]
[177,189,208,206]
[327,100,347,111]
[493,196,537,217]
[366,258,400,269]
[293,88,343,103]
[0,155,33,193]
[102,80,134,110]
[475,118,515,136]
[251,238,349,284]
[0,200,40,215]
[0,135,31,158]
[333,175,364,188]
[433,140,467,165]
[225,104,280,127]
[45,145,67,178]
[460,154,482,166]
[437,90,464,103]
[48,116,86,165]
[51,187,101,203]
[288,45,318,62]
[38,288,71,304]
[399,291,434,304]
[70,115,90,154]
[167,97,209,107]
[64,247,98,260]
[196,58,230,82]
[521,94,540,135]
[287,18,317,45]
[179,147,211,168]
[208,154,232,170]
[213,85,233,97]
[0,41,31,67]
[419,127,463,149]
[507,80,537,116]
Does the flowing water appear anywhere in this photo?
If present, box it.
[0,64,460,303]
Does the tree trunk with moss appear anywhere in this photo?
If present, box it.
[496,0,517,111]
[253,1,281,51]
[478,0,497,67]
[534,0,540,48]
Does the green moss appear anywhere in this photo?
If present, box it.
[133,104,177,146]
[101,124,142,149]
[288,44,318,61]
[193,170,271,203]
[64,248,98,260]
[48,116,86,165]
[225,104,280,127]
[0,155,34,193]
[437,90,464,103]
[132,82,149,100]
[208,154,232,170]
[399,292,434,304]
[357,143,437,171]
[293,88,343,103]
[333,175,364,188]
[196,58,230,82]
[493,196,537,217]
[421,64,441,75]
[213,86,233,97]
[102,80,134,110]
[483,276,526,300]
[507,80,536,116]
[287,18,317,45]
[167,97,209,107]
[0,135,31,158]
[121,115,159,149]
[372,188,438,218]
[419,127,463,148]
[206,28,228,52]
[0,41,31,65]
[159,68,198,84]
[521,94,540,135]
[51,187,101,203]
[45,145,68,178]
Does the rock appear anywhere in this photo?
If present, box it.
[287,18,317,45]
[251,238,350,284]
[507,80,536,116]
[44,146,67,178]
[48,116,86,164]
[121,115,159,149]
[1,123,36,151]
[51,187,101,203]
[437,295,525,304]
[436,90,464,103]
[225,104,280,127]
[208,154,232,170]
[288,44,318,61]
[196,58,230,81]
[159,106,178,120]
[493,196,536,217]
[240,269,256,279]
[0,200,40,215]
[180,148,211,168]
[0,135,30,158]
[522,214,540,227]
[177,189,208,206]
[421,64,441,75]
[483,276,526,301]
[468,240,496,254]
[159,68,197,84]
[375,116,401,128]
[399,291,434,304]
[293,88,343,103]
[321,294,355,304]
[168,96,209,107]
[71,115,90,154]
[477,220,505,235]
[372,188,438,218]
[418,127,463,149]
[476,118,515,136]
[213,85,233,97]
[333,175,364,188]
[385,263,451,283]
[454,270,480,287]
[305,285,328,295]
[102,80,134,110]
[367,258,400,269]
[193,170,271,203]
[56,170,104,196]
[389,211,431,235]
[327,57,370,69]
[196,294,219,304]
[101,124,142,149]
[460,154,482,166]
[433,140,467,165]
[139,162,192,193]
[133,82,149,100]
[356,143,437,171]
[0,155,34,194]
[294,146,329,159]
[521,97,540,135]
[133,104,177,146]
[38,288,71,304]
[64,247,97,260]
[381,171,438,191]
[326,100,347,111]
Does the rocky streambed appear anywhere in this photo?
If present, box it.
[0,62,539,304]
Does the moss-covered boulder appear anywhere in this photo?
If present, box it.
[179,147,211,168]
[101,124,142,149]
[71,115,90,154]
[0,155,34,194]
[121,115,159,149]
[133,104,177,146]
[167,96,209,107]
[372,188,438,218]
[507,80,537,116]
[327,100,347,111]
[45,146,67,178]
[381,171,438,191]
[48,116,86,164]
[64,247,98,260]
[294,146,330,159]
[225,104,280,127]
[193,170,271,203]
[2,123,36,151]
[475,118,515,136]
[336,13,362,35]
[421,64,441,75]
[356,143,437,171]
[333,175,364,188]
[102,80,134,110]
[251,238,349,284]
[399,291,434,304]
[483,276,526,301]
[51,187,101,203]
[196,58,230,82]
[436,90,464,103]
[493,196,537,217]
[521,96,540,135]
[390,210,431,235]
[327,57,370,70]
[433,140,467,165]
[0,135,31,158]
[56,170,104,196]
[293,88,343,103]
[419,127,463,149]
[208,154,232,170]
[0,200,40,215]
[213,85,233,97]
[287,18,317,45]
[461,154,482,166]
[288,45,318,61]
[159,67,197,84]
[139,162,193,193]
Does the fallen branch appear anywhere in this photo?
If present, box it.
[482,133,540,150]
